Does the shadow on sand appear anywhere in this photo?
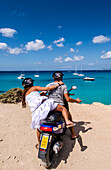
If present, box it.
[50,121,92,169]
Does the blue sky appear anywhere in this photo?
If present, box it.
[0,0,111,71]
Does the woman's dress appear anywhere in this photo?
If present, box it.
[26,91,58,129]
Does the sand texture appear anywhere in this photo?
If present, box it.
[0,102,111,170]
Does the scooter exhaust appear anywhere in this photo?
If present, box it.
[53,141,63,154]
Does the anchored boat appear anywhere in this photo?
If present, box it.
[84,77,95,81]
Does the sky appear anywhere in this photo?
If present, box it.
[0,0,111,71]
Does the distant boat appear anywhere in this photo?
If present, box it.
[73,72,79,76]
[84,77,95,81]
[34,69,39,78]
[34,74,39,77]
[78,66,84,76]
[17,74,25,79]
[78,73,84,76]
[73,65,79,76]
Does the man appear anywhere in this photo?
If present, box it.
[42,71,82,139]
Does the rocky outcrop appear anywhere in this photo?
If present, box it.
[0,88,22,103]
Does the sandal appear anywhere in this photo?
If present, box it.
[66,123,74,128]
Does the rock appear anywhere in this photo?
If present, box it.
[0,88,22,104]
[6,156,11,160]
[1,98,7,103]
[13,156,16,159]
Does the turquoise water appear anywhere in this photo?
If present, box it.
[0,70,111,105]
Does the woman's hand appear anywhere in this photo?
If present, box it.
[58,81,64,86]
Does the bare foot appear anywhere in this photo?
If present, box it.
[66,120,74,125]
[35,143,39,149]
[71,134,79,140]
[66,120,74,128]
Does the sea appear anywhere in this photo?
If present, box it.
[0,70,111,105]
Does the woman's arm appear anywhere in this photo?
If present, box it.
[34,81,63,91]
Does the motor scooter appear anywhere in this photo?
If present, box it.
[38,86,77,168]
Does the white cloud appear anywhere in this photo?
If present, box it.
[0,42,8,50]
[56,43,64,47]
[7,47,23,55]
[102,50,105,53]
[88,63,95,65]
[60,66,73,69]
[64,55,84,62]
[53,37,65,44]
[47,45,53,51]
[70,48,75,52]
[0,42,23,55]
[92,35,110,44]
[101,51,111,59]
[54,56,63,63]
[25,39,45,51]
[76,41,83,46]
[58,25,62,29]
[64,57,73,62]
[73,55,84,61]
[0,28,17,37]
[34,62,42,65]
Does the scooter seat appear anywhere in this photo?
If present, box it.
[40,111,64,125]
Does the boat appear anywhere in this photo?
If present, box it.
[17,74,25,79]
[73,65,79,76]
[34,74,39,77]
[34,69,39,78]
[78,66,84,76]
[73,72,79,76]
[84,77,95,81]
[78,73,84,76]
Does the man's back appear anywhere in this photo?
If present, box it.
[46,82,68,106]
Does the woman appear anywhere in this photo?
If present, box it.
[22,78,73,148]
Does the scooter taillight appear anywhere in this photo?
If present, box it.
[40,125,52,132]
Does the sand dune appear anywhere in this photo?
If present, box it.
[0,102,111,170]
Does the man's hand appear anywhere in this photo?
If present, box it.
[76,98,82,103]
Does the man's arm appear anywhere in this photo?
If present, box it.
[64,93,82,103]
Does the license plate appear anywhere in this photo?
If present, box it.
[40,135,49,149]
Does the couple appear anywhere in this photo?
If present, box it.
[22,71,82,148]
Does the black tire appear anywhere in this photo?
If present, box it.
[41,142,54,168]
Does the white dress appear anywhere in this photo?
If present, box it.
[26,91,58,129]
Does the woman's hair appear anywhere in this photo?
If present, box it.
[22,78,34,108]
[22,87,31,108]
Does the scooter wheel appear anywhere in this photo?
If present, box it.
[41,143,54,168]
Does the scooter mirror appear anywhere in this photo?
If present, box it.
[71,86,77,90]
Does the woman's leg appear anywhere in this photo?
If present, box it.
[53,104,73,126]
[35,129,40,149]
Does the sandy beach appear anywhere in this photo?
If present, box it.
[0,102,111,170]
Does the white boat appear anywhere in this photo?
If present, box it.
[34,74,39,77]
[78,66,84,76]
[73,65,79,76]
[84,77,95,81]
[17,74,25,79]
[73,72,79,76]
[34,69,39,78]
[78,73,84,76]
